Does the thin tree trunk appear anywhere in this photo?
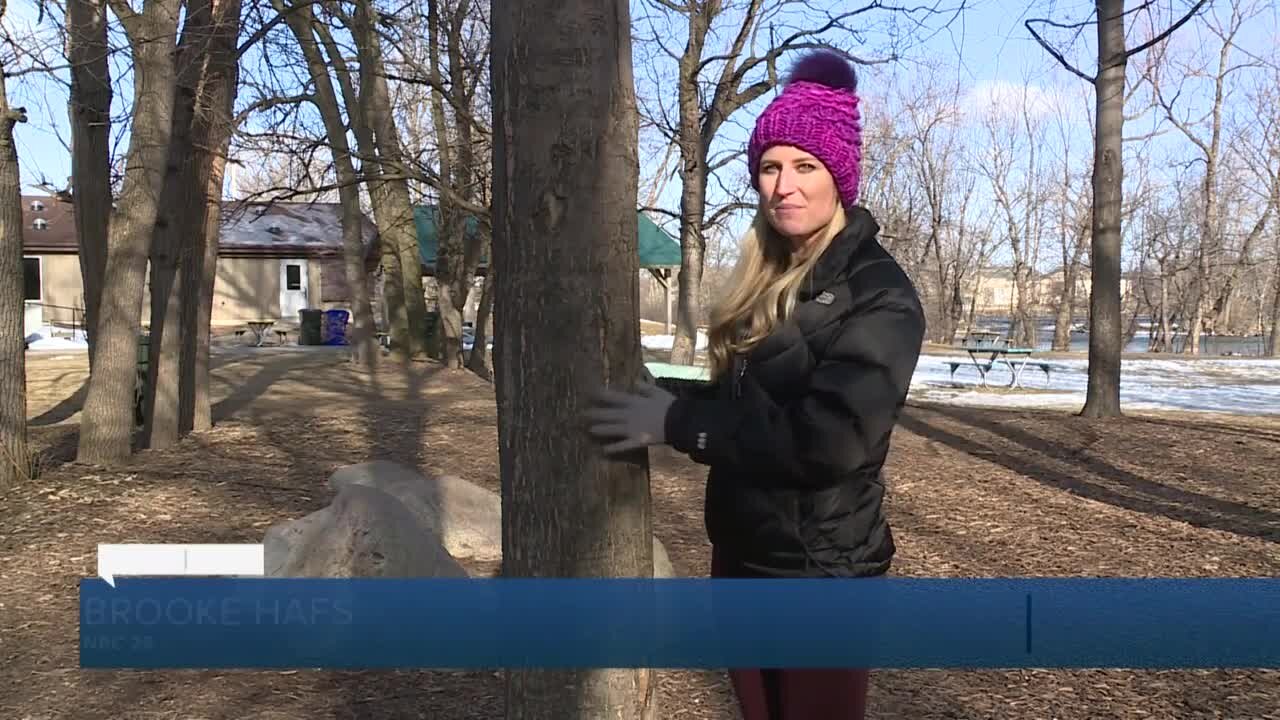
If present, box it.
[280,2,377,368]
[78,0,183,464]
[178,0,241,435]
[66,0,111,366]
[146,0,212,449]
[1269,240,1280,357]
[426,0,465,368]
[1081,0,1126,418]
[350,5,428,360]
[492,0,657,717]
[671,170,707,365]
[0,68,31,487]
[467,262,494,380]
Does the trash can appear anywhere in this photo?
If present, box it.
[298,309,323,345]
[322,309,350,346]
[424,310,441,358]
[135,334,150,427]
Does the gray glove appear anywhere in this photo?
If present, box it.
[583,379,676,456]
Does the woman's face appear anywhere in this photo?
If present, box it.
[757,145,840,247]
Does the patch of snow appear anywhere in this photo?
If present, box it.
[641,331,709,351]
[26,325,89,351]
[909,353,1280,416]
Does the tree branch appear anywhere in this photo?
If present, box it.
[1025,17,1094,83]
[1125,0,1210,59]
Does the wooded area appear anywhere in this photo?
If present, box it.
[1,0,1279,713]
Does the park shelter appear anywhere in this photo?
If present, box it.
[413,206,683,330]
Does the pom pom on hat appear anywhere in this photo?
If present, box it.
[785,48,858,92]
[747,48,864,207]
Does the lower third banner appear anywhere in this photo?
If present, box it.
[78,577,1280,669]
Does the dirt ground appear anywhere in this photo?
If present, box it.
[3,347,1280,719]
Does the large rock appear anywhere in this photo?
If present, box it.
[264,483,467,578]
[327,460,677,578]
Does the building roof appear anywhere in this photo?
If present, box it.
[20,195,377,260]
[412,205,681,275]
[20,196,77,252]
[216,201,378,258]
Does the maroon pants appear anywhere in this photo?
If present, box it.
[711,545,870,720]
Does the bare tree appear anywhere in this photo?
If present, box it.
[903,73,971,344]
[978,88,1050,349]
[1049,91,1092,352]
[491,0,656,717]
[0,15,32,486]
[1148,0,1264,352]
[270,0,380,369]
[1028,0,1210,418]
[345,0,431,361]
[78,0,184,464]
[66,0,112,366]
[143,0,246,448]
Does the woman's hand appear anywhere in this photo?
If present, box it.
[583,380,676,456]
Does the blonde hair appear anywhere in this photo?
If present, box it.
[707,207,849,380]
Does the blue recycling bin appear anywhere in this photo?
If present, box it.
[321,309,350,345]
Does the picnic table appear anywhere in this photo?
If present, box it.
[947,332,1051,389]
[246,320,274,347]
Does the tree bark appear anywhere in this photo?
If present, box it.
[145,0,212,449]
[1081,0,1126,418]
[669,25,709,366]
[78,0,183,464]
[66,0,112,366]
[466,262,494,380]
[492,0,657,717]
[427,0,466,368]
[349,2,429,361]
[0,69,31,487]
[179,0,240,434]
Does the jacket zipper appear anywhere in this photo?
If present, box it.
[733,355,748,398]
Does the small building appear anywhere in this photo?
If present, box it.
[410,205,682,326]
[20,196,379,333]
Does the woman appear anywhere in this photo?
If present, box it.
[585,48,925,720]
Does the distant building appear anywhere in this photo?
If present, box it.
[21,196,379,330]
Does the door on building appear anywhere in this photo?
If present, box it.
[279,259,309,319]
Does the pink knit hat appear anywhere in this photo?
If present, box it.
[747,49,863,207]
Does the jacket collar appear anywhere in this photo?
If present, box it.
[798,206,880,301]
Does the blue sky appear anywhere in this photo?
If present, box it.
[6,0,1277,262]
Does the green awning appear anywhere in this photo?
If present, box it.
[413,206,681,272]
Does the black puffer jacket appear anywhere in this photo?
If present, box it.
[659,207,925,578]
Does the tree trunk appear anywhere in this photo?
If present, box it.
[1081,0,1126,419]
[427,0,466,369]
[279,1,377,369]
[78,0,183,464]
[1269,243,1280,357]
[146,0,212,449]
[176,0,241,435]
[350,7,428,361]
[669,10,710,367]
[66,0,111,366]
[492,0,657,717]
[466,264,495,380]
[1156,267,1173,352]
[671,169,707,365]
[180,150,227,434]
[0,74,31,488]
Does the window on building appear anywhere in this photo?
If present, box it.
[285,264,302,290]
[30,200,45,212]
[23,257,41,301]
[32,218,49,230]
